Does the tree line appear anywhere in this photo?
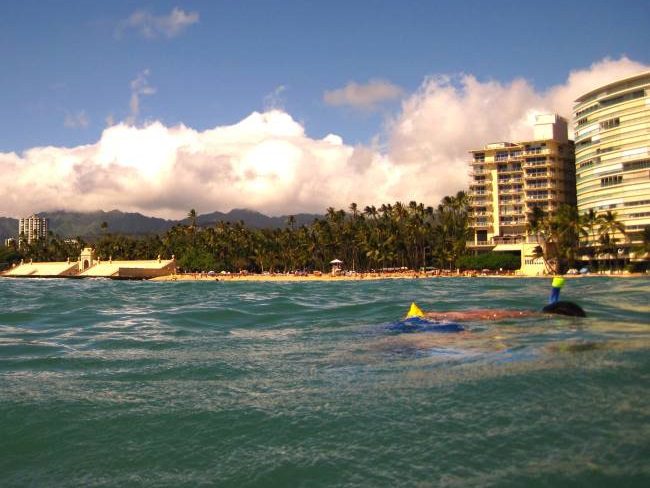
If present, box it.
[2,193,470,273]
[2,194,647,273]
[527,205,648,272]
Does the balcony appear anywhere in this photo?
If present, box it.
[497,167,523,174]
[526,183,551,190]
[467,235,542,248]
[524,148,549,156]
[525,173,549,179]
[493,236,524,244]
[527,194,549,201]
[523,161,550,168]
[466,240,493,248]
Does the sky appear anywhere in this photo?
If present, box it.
[1,0,649,218]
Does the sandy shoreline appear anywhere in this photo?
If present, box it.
[150,271,647,282]
[151,271,432,282]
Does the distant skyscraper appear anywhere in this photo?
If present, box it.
[573,71,650,246]
[18,215,48,246]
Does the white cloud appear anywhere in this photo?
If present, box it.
[1,57,648,219]
[264,85,287,110]
[386,57,648,200]
[324,80,404,110]
[117,7,199,39]
[127,70,156,124]
[0,111,396,218]
[64,111,89,129]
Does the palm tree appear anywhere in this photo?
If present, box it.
[286,215,296,231]
[187,209,198,229]
[598,210,626,244]
[580,209,603,268]
[526,206,546,244]
[598,210,626,270]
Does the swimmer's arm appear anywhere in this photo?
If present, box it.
[424,309,537,321]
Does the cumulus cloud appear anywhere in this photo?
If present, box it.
[0,112,396,219]
[117,7,199,39]
[386,57,649,201]
[1,57,647,219]
[64,111,89,129]
[324,80,404,110]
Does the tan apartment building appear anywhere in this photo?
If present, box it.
[573,71,650,249]
[18,215,48,246]
[467,114,576,274]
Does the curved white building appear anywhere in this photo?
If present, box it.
[573,72,650,246]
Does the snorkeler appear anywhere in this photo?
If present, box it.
[407,276,586,323]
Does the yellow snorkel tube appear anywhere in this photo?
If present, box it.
[406,302,425,319]
[549,276,565,304]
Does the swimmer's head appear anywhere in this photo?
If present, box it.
[542,301,586,317]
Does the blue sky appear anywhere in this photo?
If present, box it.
[0,1,648,218]
[2,0,648,152]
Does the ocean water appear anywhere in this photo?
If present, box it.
[0,276,649,487]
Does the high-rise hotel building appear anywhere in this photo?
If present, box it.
[18,215,48,245]
[468,114,576,248]
[573,71,650,245]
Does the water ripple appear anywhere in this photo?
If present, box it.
[0,276,649,486]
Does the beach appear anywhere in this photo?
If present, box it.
[152,270,433,282]
[150,270,645,282]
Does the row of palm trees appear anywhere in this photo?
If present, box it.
[527,205,631,271]
[162,194,471,272]
[10,193,471,273]
[9,196,644,274]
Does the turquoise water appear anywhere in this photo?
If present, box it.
[1,277,649,487]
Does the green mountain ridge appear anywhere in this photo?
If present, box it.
[0,209,322,242]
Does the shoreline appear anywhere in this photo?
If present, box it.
[149,271,648,282]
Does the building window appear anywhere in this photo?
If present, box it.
[599,89,644,108]
[600,117,620,130]
[576,104,598,117]
[578,159,595,169]
[601,175,623,187]
[625,199,650,207]
[623,159,650,172]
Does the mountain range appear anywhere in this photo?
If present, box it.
[0,209,322,242]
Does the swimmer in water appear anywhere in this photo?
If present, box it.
[407,277,585,322]
[423,308,536,322]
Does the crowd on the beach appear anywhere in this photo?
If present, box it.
[154,267,523,281]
